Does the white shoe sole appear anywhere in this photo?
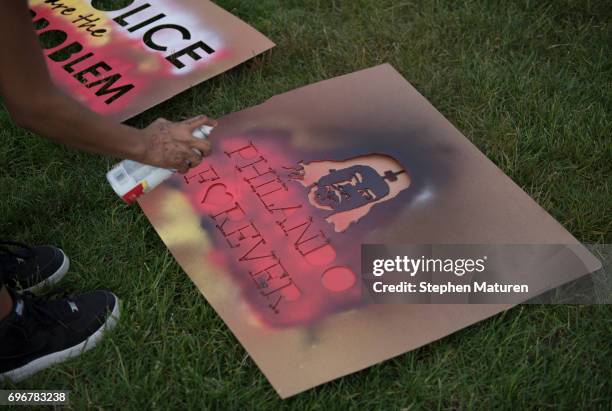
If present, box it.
[25,249,70,293]
[0,294,121,383]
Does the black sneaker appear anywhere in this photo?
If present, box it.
[0,241,70,293]
[0,288,120,382]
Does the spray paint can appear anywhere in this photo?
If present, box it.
[106,125,213,204]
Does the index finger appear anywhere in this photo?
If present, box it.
[182,114,218,129]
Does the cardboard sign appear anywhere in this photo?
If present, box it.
[29,0,274,121]
[138,64,600,397]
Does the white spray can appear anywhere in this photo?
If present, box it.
[106,125,213,204]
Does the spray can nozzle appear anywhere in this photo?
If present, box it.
[192,125,214,140]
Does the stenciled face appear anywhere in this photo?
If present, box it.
[313,165,390,212]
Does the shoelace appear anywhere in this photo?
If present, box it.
[18,291,69,330]
[0,241,34,281]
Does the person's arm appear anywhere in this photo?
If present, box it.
[0,0,216,173]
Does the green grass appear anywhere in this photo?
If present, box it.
[1,0,611,409]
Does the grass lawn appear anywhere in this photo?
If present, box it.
[1,0,611,409]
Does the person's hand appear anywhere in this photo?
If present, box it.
[140,115,218,173]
